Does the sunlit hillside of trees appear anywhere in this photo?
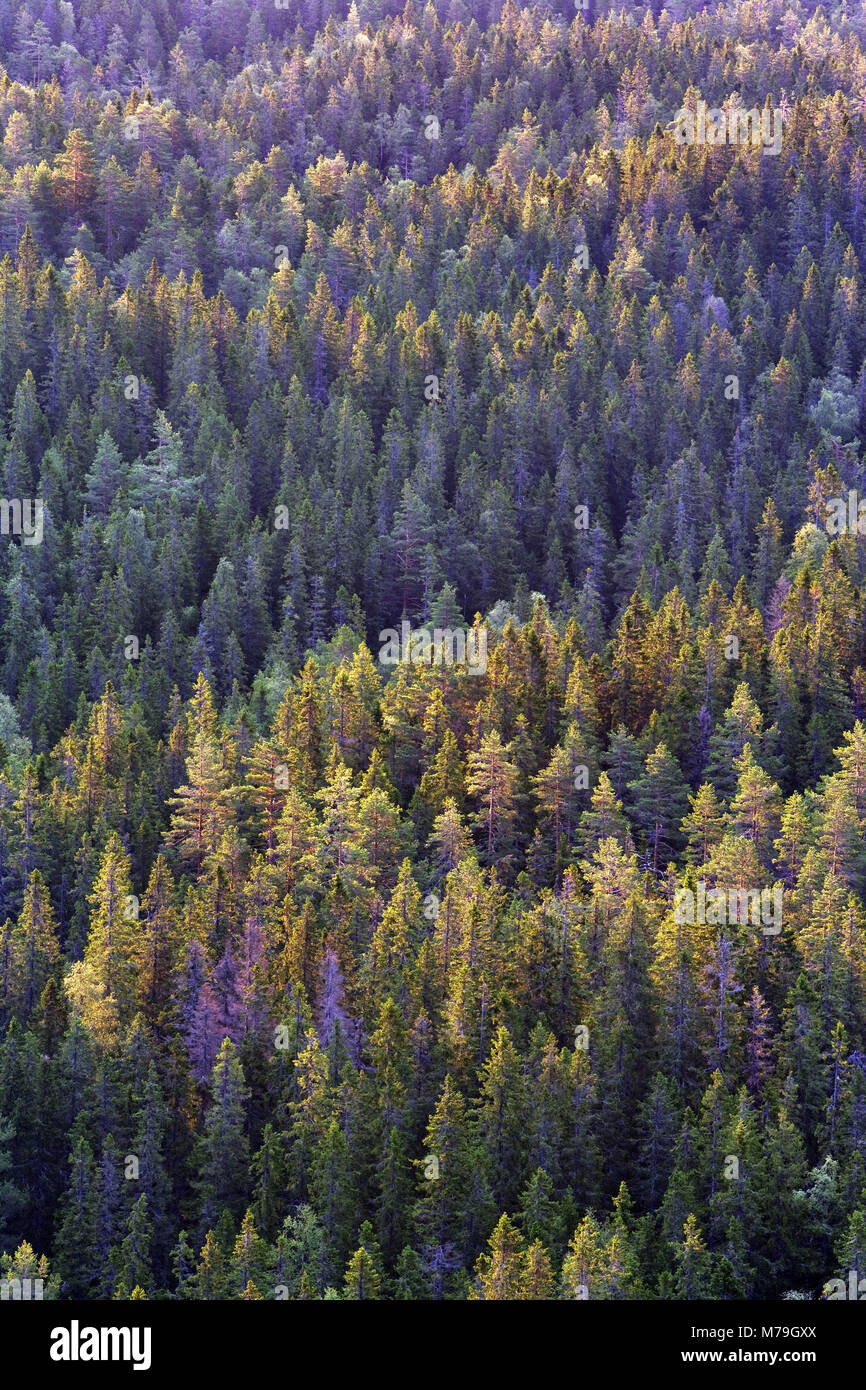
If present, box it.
[1,0,866,1302]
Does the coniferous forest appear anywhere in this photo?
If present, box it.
[2,0,866,1309]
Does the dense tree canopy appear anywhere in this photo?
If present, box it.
[1,0,866,1302]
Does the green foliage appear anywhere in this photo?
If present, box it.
[0,0,865,1305]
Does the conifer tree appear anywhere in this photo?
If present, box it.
[78,833,143,1048]
[465,730,520,867]
[196,1040,251,1232]
[9,868,59,1021]
[470,1213,526,1300]
[633,744,689,873]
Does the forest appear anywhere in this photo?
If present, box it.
[1,0,866,1302]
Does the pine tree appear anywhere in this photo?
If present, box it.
[83,432,127,518]
[0,1114,25,1254]
[470,1213,526,1300]
[477,1026,527,1210]
[140,856,182,1033]
[633,744,689,874]
[78,833,143,1048]
[112,1194,153,1299]
[309,1117,357,1288]
[728,744,781,865]
[167,728,234,876]
[343,1243,382,1300]
[681,784,725,866]
[9,868,59,1021]
[465,730,520,867]
[575,771,633,859]
[413,1076,483,1297]
[673,1213,713,1299]
[189,1228,230,1300]
[229,1209,273,1299]
[195,1040,251,1232]
[53,1128,98,1298]
[561,1214,608,1299]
